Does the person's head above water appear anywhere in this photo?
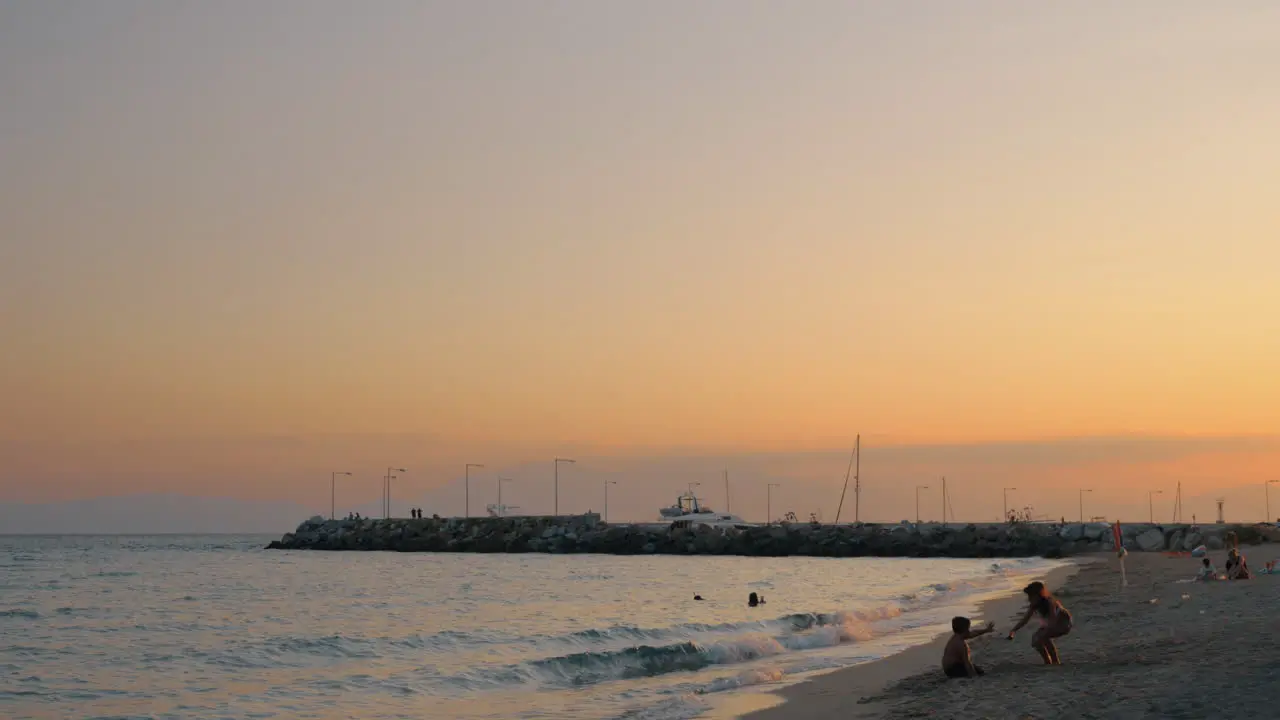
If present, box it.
[951,616,971,634]
[694,594,703,601]
[748,592,759,606]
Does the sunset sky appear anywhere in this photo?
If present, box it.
[3,2,1279,528]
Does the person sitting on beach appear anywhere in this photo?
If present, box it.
[1007,581,1073,665]
[1225,549,1252,580]
[943,616,994,679]
[1196,557,1219,582]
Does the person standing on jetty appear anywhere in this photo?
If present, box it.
[1007,581,1073,665]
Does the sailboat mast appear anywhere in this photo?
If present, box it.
[724,469,730,514]
[942,476,946,524]
[834,435,858,524]
[854,435,861,523]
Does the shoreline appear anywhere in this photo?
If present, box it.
[712,560,1086,720]
[728,543,1280,719]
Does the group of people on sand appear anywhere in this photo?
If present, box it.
[1197,546,1264,581]
[942,581,1072,679]
[948,545,1277,679]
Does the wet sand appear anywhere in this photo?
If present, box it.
[742,543,1280,720]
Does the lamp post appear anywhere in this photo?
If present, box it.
[1266,480,1280,524]
[1003,487,1017,521]
[498,477,513,517]
[604,480,617,523]
[1079,489,1092,524]
[1148,490,1163,524]
[767,483,781,524]
[916,485,929,523]
[385,466,407,518]
[465,463,484,518]
[554,458,575,516]
[330,471,352,520]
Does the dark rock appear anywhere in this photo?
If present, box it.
[263,516,1261,559]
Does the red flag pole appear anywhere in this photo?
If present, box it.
[1113,521,1128,588]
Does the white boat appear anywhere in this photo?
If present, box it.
[659,492,755,529]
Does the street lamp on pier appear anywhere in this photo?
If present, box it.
[767,483,781,524]
[554,458,575,516]
[384,467,407,518]
[330,471,351,520]
[465,463,484,518]
[498,477,513,517]
[1148,490,1163,524]
[604,480,617,523]
[1003,487,1017,521]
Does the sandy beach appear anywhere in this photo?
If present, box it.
[741,543,1280,720]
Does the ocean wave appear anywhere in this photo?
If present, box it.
[697,666,786,695]
[0,609,39,619]
[454,606,897,689]
[197,634,384,669]
[544,606,900,651]
[198,608,897,676]
[897,557,1053,604]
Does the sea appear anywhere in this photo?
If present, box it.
[0,535,1065,720]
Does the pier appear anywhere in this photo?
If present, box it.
[266,515,1278,558]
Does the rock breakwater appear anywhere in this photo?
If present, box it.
[267,515,1278,558]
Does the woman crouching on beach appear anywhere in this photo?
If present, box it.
[1007,581,1072,665]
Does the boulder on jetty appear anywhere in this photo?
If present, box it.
[265,517,1273,558]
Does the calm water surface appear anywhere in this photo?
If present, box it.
[0,535,1064,719]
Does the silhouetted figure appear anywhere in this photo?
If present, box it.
[748,592,759,607]
[694,595,704,601]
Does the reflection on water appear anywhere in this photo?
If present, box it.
[0,535,1062,719]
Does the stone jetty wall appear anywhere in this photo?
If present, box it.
[267,515,1279,558]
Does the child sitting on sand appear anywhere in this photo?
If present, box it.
[1008,581,1073,665]
[942,616,994,679]
[1197,557,1219,582]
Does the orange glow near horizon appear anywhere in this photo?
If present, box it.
[3,3,1280,512]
